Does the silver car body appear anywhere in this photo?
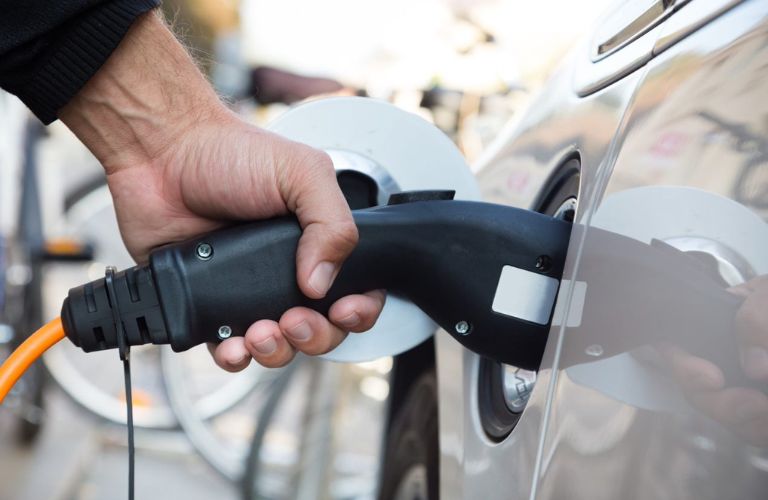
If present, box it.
[439,0,768,498]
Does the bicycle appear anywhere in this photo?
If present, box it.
[0,108,65,444]
[41,177,274,477]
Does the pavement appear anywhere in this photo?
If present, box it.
[0,347,388,500]
[0,387,235,500]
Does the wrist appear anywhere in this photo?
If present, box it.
[60,10,227,174]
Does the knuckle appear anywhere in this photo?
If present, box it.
[370,289,387,303]
[302,334,340,356]
[330,220,359,250]
[299,343,328,356]
[311,149,334,172]
[221,362,245,373]
[359,316,378,331]
[279,145,334,196]
[260,359,284,369]
[297,148,334,180]
[259,353,292,369]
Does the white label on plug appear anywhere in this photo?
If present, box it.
[491,266,560,325]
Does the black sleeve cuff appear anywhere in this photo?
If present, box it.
[6,0,160,124]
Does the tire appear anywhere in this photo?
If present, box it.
[7,244,47,445]
[9,120,48,445]
[240,359,301,499]
[378,370,439,500]
[14,363,45,444]
[0,257,46,446]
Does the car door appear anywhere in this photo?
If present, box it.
[532,1,768,499]
[459,0,766,499]
[441,3,650,499]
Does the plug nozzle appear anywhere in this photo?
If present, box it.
[61,265,169,352]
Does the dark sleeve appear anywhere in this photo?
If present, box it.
[0,0,160,124]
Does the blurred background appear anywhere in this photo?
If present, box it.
[0,1,611,498]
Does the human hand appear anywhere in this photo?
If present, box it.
[60,11,385,371]
[659,275,768,444]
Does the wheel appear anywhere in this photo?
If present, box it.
[4,120,50,444]
[13,272,47,445]
[161,345,285,481]
[6,356,46,445]
[0,339,46,445]
[241,357,390,499]
[2,239,47,445]
[241,358,342,499]
[240,358,303,499]
[43,181,265,430]
[378,370,439,500]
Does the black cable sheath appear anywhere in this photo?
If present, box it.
[104,266,135,500]
[123,358,135,500]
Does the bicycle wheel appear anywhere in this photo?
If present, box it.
[162,345,289,481]
[1,242,46,444]
[3,119,50,444]
[242,357,392,499]
[43,182,264,428]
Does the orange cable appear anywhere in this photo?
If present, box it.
[0,317,65,404]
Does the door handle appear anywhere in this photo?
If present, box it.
[593,0,678,60]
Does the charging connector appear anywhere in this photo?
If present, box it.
[61,198,572,369]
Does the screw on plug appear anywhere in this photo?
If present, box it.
[196,243,213,260]
[535,255,552,272]
[455,321,471,335]
[217,325,232,340]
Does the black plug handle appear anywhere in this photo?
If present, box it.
[60,198,761,384]
[148,200,571,369]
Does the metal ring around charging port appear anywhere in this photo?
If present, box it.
[327,149,400,205]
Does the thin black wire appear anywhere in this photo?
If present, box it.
[123,357,135,500]
[104,266,134,500]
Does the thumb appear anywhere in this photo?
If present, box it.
[278,145,358,299]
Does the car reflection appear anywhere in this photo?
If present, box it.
[557,187,767,444]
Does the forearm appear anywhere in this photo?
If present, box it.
[0,0,160,123]
[60,10,227,174]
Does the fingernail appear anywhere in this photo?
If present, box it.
[743,347,768,379]
[228,354,251,370]
[337,312,360,329]
[309,261,336,296]
[253,337,277,355]
[286,321,312,342]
